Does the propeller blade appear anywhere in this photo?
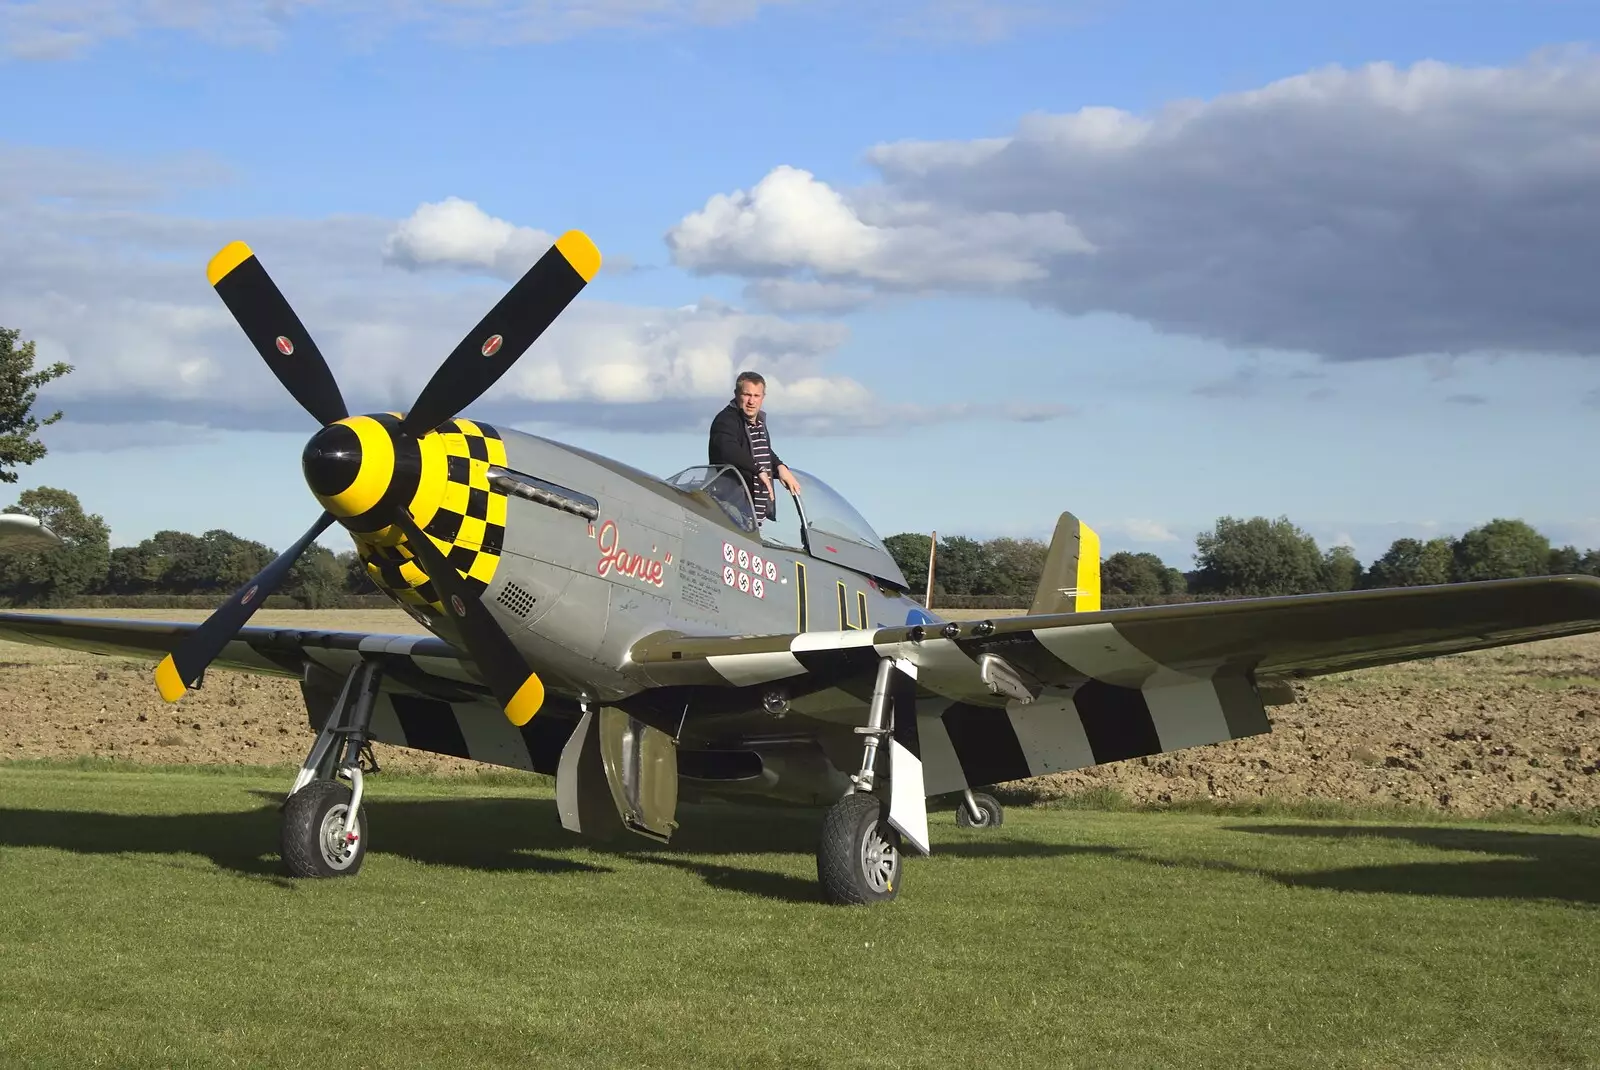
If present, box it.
[388,508,545,725]
[397,231,600,438]
[207,241,350,427]
[154,511,336,702]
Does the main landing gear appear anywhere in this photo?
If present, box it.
[281,659,382,878]
[817,656,923,906]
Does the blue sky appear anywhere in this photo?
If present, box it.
[3,0,1600,569]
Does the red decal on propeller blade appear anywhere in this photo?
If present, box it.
[481,334,504,357]
[275,336,294,356]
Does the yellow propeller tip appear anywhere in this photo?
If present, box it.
[154,655,187,703]
[555,230,601,283]
[503,674,545,726]
[206,241,255,286]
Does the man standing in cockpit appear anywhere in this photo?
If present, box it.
[708,371,801,523]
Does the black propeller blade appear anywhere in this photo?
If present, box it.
[207,241,350,427]
[397,231,600,438]
[388,508,545,725]
[155,511,336,702]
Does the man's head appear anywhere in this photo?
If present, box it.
[733,371,766,421]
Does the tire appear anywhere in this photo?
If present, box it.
[955,792,1003,829]
[817,792,901,905]
[281,779,367,878]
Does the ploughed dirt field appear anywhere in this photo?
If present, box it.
[1,607,1598,815]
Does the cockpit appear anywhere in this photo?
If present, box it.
[663,464,909,590]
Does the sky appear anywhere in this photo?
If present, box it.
[3,0,1600,569]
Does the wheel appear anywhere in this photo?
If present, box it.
[955,792,1003,829]
[281,779,366,878]
[817,792,901,905]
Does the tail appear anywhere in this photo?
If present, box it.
[1029,511,1100,615]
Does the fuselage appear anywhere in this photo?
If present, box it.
[333,417,937,708]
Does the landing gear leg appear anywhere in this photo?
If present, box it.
[818,657,904,905]
[956,790,1004,829]
[282,659,382,878]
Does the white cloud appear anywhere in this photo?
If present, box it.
[668,164,1092,291]
[383,197,555,281]
[669,51,1600,362]
[1118,519,1178,543]
[0,0,1067,58]
[0,146,1062,437]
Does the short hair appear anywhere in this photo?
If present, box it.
[735,371,766,392]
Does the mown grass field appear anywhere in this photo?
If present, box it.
[1,764,1597,1069]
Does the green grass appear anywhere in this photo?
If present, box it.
[2,767,1598,1069]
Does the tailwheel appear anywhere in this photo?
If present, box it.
[282,779,367,878]
[956,790,1003,829]
[818,792,901,905]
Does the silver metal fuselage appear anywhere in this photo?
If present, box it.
[363,423,932,806]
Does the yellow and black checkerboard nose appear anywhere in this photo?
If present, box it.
[355,418,509,616]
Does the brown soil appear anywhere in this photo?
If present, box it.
[2,609,1597,815]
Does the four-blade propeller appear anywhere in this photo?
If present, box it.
[154,230,601,724]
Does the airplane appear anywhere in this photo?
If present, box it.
[3,229,1600,905]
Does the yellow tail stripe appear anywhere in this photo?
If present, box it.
[555,230,602,282]
[1075,521,1102,613]
[206,241,255,286]
[503,674,545,726]
[154,655,187,703]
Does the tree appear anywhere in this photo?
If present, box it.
[930,535,992,596]
[1103,551,1172,598]
[986,536,1047,600]
[1364,537,1454,588]
[1582,549,1600,577]
[0,327,72,484]
[1548,545,1583,575]
[1191,516,1324,596]
[1451,519,1550,582]
[286,544,346,608]
[1321,545,1362,592]
[883,533,932,595]
[0,487,110,603]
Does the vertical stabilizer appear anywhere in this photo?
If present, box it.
[1029,511,1101,615]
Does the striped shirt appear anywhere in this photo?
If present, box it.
[745,411,774,519]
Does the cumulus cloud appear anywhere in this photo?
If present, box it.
[0,0,1065,58]
[668,164,1092,291]
[0,145,1061,437]
[383,197,555,280]
[669,51,1600,362]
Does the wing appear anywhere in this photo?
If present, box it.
[629,576,1600,794]
[0,610,588,774]
[0,611,483,694]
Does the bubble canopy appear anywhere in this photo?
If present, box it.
[663,465,908,590]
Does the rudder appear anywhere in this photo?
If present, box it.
[1029,511,1100,615]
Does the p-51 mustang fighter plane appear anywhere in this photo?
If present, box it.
[3,230,1600,905]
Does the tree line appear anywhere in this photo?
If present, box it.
[0,486,380,608]
[885,516,1600,609]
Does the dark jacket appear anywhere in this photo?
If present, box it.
[708,402,783,509]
